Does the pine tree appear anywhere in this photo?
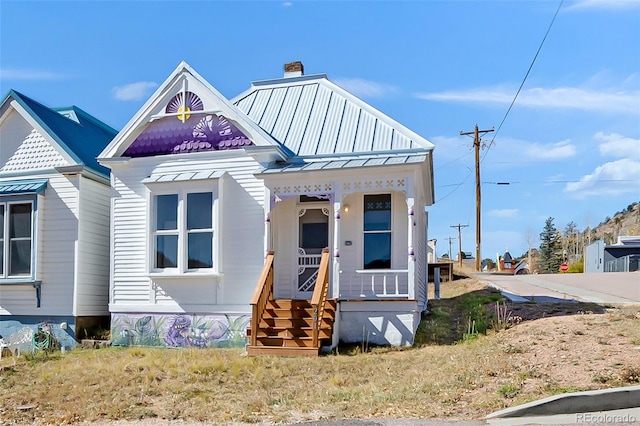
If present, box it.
[539,217,563,273]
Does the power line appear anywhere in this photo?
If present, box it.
[484,0,565,160]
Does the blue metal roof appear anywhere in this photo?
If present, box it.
[0,178,47,195]
[2,90,118,178]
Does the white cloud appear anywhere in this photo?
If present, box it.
[334,78,399,99]
[488,209,519,218]
[282,1,293,6]
[564,0,640,11]
[0,68,64,80]
[565,158,640,198]
[111,81,158,101]
[524,140,576,160]
[415,86,639,115]
[595,132,640,160]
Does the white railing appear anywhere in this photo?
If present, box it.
[340,269,409,299]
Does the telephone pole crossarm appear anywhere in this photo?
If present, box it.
[450,223,468,268]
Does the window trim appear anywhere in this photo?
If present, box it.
[362,193,393,270]
[146,181,219,276]
[0,196,39,284]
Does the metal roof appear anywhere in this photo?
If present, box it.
[257,152,428,175]
[0,178,48,195]
[142,170,225,184]
[2,90,118,178]
[232,75,434,158]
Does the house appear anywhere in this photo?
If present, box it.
[498,250,516,274]
[585,237,640,273]
[97,61,435,354]
[0,90,117,349]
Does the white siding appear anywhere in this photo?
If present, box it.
[109,153,266,313]
[38,175,79,315]
[336,191,408,298]
[76,176,111,316]
[0,174,79,316]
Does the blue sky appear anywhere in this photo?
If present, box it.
[1,0,639,261]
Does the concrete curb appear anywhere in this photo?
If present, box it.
[485,385,640,419]
[482,282,530,303]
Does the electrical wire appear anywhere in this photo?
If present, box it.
[482,0,564,162]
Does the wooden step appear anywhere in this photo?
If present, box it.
[248,327,332,339]
[267,299,312,309]
[246,345,320,357]
[253,337,322,348]
[259,317,333,328]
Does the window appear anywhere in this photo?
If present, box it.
[363,194,391,269]
[152,191,214,272]
[0,201,34,278]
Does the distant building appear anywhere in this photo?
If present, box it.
[498,251,516,273]
[585,237,640,273]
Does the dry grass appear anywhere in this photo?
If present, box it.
[1,271,639,426]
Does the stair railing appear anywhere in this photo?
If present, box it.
[249,251,275,347]
[310,248,330,348]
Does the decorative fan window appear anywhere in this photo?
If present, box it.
[165,91,204,123]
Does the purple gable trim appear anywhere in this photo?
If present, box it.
[124,114,253,157]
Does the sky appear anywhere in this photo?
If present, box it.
[1,0,639,262]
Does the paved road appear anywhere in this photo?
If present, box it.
[474,271,640,305]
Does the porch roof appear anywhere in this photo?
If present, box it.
[0,178,48,195]
[142,170,225,183]
[257,151,428,175]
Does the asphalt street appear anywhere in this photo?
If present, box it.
[473,271,640,305]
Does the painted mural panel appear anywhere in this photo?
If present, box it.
[110,313,249,348]
[124,91,254,157]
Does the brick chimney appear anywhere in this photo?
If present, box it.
[284,61,304,78]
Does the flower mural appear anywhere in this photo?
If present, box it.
[111,313,249,348]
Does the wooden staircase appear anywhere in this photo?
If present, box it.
[247,248,336,357]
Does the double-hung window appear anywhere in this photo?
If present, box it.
[363,194,392,269]
[0,201,34,279]
[152,189,215,273]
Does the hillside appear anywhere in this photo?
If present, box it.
[591,201,640,244]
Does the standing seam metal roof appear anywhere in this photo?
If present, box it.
[233,75,434,158]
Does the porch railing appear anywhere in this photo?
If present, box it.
[249,251,275,347]
[340,269,409,299]
[310,248,330,348]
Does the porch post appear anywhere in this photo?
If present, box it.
[264,187,272,257]
[332,193,341,300]
[407,193,416,300]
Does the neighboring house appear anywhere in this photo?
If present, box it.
[0,90,117,348]
[585,237,640,273]
[97,61,435,353]
[498,251,516,274]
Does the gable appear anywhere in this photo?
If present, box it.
[100,62,283,160]
[0,90,117,178]
[123,90,253,157]
[0,107,71,173]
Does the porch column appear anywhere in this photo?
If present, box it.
[264,187,272,257]
[332,195,342,299]
[407,195,416,299]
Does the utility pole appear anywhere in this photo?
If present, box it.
[450,224,468,268]
[460,124,494,272]
[446,236,456,260]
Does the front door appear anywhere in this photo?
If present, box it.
[296,205,330,299]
